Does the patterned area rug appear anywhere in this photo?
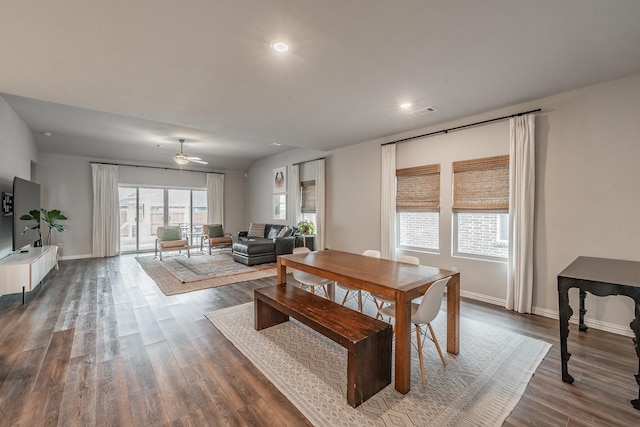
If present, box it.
[205,301,551,427]
[136,252,277,295]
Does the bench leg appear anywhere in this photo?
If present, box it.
[255,297,289,330]
[346,326,392,407]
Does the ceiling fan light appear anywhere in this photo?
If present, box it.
[174,156,189,166]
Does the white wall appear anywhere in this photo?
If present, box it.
[36,153,247,259]
[247,73,640,336]
[0,96,38,259]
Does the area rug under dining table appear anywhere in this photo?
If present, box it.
[136,251,277,295]
[205,301,551,427]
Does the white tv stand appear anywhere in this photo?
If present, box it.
[0,245,58,304]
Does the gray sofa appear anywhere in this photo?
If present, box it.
[232,224,296,266]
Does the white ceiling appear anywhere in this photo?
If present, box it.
[2,1,640,170]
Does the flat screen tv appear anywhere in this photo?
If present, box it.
[12,177,41,251]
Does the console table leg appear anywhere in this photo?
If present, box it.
[22,286,25,305]
[579,289,589,331]
[558,286,574,383]
[631,303,640,410]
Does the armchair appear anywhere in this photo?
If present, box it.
[155,226,190,260]
[201,224,233,254]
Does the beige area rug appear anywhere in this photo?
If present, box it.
[136,252,277,295]
[205,301,551,427]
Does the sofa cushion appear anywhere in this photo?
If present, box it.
[207,224,224,238]
[248,223,266,238]
[277,226,289,238]
[159,239,187,248]
[160,227,181,241]
[232,241,275,255]
[267,227,280,239]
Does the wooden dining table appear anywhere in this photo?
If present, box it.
[276,249,460,394]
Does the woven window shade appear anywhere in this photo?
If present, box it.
[396,164,440,211]
[452,155,509,212]
[300,180,316,213]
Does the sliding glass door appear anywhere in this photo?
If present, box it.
[119,187,207,253]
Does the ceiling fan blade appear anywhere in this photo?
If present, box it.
[186,156,202,160]
[190,159,208,165]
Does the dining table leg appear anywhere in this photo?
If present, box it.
[276,258,287,286]
[447,273,460,354]
[394,292,412,394]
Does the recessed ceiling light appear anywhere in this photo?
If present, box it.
[400,103,412,109]
[271,41,290,53]
[271,142,282,146]
[41,131,52,137]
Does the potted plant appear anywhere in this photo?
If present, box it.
[20,208,68,246]
[296,219,315,235]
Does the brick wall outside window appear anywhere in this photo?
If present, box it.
[455,213,508,258]
[398,212,439,250]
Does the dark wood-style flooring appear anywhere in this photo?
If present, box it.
[0,255,638,426]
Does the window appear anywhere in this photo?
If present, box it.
[452,155,509,260]
[118,186,207,253]
[396,164,440,251]
[299,180,316,225]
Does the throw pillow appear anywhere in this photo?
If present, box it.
[276,226,289,238]
[207,224,223,238]
[162,227,180,241]
[267,227,280,239]
[248,223,266,238]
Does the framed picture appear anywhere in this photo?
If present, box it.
[2,192,13,216]
[273,194,286,220]
[273,166,287,193]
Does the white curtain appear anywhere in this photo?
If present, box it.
[91,163,119,258]
[206,173,224,225]
[380,144,396,259]
[506,114,536,313]
[315,159,326,251]
[290,164,301,227]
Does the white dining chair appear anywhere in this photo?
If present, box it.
[292,247,332,298]
[373,255,420,319]
[378,277,450,386]
[337,249,381,312]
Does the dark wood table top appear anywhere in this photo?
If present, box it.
[558,256,640,289]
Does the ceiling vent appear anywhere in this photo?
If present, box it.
[411,106,438,116]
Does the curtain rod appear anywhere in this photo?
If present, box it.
[382,108,541,146]
[292,156,326,166]
[90,161,224,175]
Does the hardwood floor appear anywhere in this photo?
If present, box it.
[0,254,638,426]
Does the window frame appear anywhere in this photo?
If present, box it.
[396,210,440,253]
[451,155,509,262]
[452,212,509,262]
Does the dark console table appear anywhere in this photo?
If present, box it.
[558,256,640,409]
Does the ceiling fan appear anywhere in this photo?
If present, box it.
[173,139,208,165]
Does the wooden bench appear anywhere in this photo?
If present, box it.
[254,284,392,407]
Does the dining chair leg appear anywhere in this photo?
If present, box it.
[416,325,426,386]
[321,285,329,299]
[341,290,351,305]
[428,323,447,366]
[373,298,384,320]
[357,291,363,313]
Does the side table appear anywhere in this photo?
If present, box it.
[558,256,640,410]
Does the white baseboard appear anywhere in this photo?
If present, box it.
[460,291,634,338]
[460,290,505,307]
[531,306,634,337]
[58,254,93,261]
